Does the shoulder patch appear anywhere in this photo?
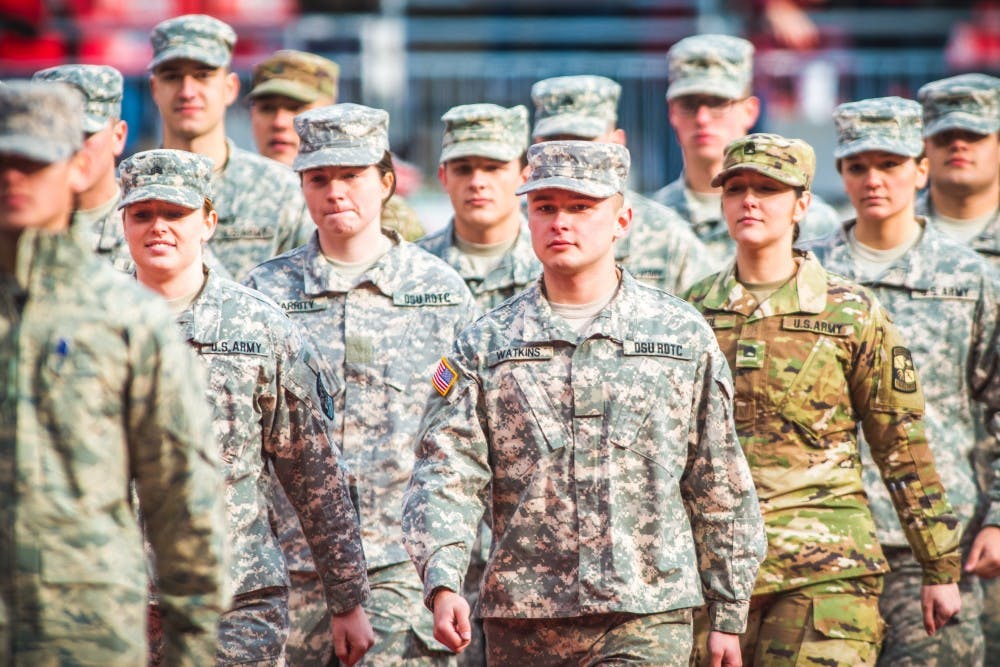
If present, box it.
[891,346,918,393]
[431,357,458,397]
[487,345,555,366]
[394,291,458,307]
[781,316,851,337]
[623,340,693,360]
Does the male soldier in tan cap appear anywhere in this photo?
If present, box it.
[403,140,765,666]
[531,74,713,292]
[147,14,314,280]
[652,34,840,268]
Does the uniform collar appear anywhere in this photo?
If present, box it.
[699,250,827,318]
[301,227,406,297]
[178,265,224,344]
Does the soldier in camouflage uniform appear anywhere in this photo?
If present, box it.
[245,104,477,666]
[530,74,714,292]
[651,34,841,268]
[917,72,1000,660]
[686,133,962,666]
[801,96,1000,667]
[119,148,374,666]
[147,14,314,280]
[402,140,766,666]
[0,81,227,665]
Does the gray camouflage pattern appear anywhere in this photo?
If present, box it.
[0,81,83,163]
[149,13,236,70]
[918,73,1000,137]
[530,75,620,139]
[402,271,765,633]
[666,34,754,101]
[440,103,529,163]
[833,96,924,159]
[917,190,1000,264]
[516,140,629,198]
[119,148,214,210]
[293,103,390,171]
[0,229,226,665]
[32,64,123,133]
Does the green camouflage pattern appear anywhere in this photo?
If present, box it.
[530,75,620,139]
[249,49,339,104]
[711,133,815,189]
[918,73,1000,137]
[833,96,924,159]
[516,140,629,198]
[180,268,368,613]
[917,190,1000,263]
[210,139,314,281]
[402,271,765,633]
[32,64,123,133]
[293,103,390,171]
[439,103,528,163]
[666,34,754,101]
[119,148,213,210]
[686,251,961,596]
[0,81,82,163]
[0,229,226,665]
[148,13,236,70]
[382,195,426,242]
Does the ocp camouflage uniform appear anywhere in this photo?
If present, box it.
[383,196,427,242]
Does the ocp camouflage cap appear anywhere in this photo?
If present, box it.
[833,96,924,159]
[440,103,528,163]
[118,149,214,210]
[149,14,236,71]
[666,34,754,101]
[0,81,83,163]
[530,75,620,139]
[293,103,389,171]
[516,140,629,199]
[918,73,1000,137]
[249,50,339,104]
[711,133,815,189]
[33,64,123,134]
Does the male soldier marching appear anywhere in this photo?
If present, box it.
[403,140,765,666]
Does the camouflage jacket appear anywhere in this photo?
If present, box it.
[802,219,1000,546]
[650,174,842,269]
[615,189,714,294]
[70,187,131,267]
[417,217,540,311]
[687,252,961,592]
[382,196,427,242]
[209,139,314,280]
[917,189,1000,266]
[0,230,226,665]
[180,267,368,612]
[245,230,478,573]
[402,271,765,633]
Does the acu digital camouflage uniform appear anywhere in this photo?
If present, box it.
[119,149,369,665]
[148,14,315,281]
[0,83,227,665]
[531,74,714,292]
[245,103,478,665]
[403,141,765,666]
[650,34,840,268]
[802,97,1000,667]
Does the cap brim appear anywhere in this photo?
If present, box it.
[532,115,606,140]
[516,176,617,199]
[149,47,229,71]
[119,185,204,210]
[923,113,999,138]
[293,146,384,171]
[440,141,522,163]
[248,79,326,104]
[834,137,923,160]
[0,136,75,164]
[667,78,744,101]
[711,164,808,189]
[82,113,109,135]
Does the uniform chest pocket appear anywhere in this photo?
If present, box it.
[202,354,269,481]
[776,336,851,446]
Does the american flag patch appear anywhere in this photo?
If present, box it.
[431,357,458,397]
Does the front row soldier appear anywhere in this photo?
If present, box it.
[0,82,228,664]
[686,133,962,666]
[403,140,766,666]
[117,149,374,665]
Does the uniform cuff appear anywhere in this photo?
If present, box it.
[708,599,750,634]
[983,502,1000,530]
[422,562,464,612]
[921,552,962,585]
[324,573,371,616]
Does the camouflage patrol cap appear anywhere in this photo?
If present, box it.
[293,103,389,171]
[666,34,754,101]
[249,50,339,104]
[33,64,123,134]
[118,149,214,210]
[530,75,621,139]
[833,96,924,159]
[918,73,1000,137]
[149,14,236,71]
[516,140,629,198]
[0,81,83,163]
[439,103,529,163]
[711,133,815,189]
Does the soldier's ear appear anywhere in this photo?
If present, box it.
[792,191,812,223]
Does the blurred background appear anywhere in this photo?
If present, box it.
[2,0,998,221]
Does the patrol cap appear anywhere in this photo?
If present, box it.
[118,149,214,210]
[0,81,84,163]
[833,96,924,159]
[530,75,620,139]
[33,64,123,134]
[666,34,754,101]
[293,103,390,171]
[516,140,629,199]
[918,73,1000,138]
[248,50,339,104]
[711,133,815,189]
[439,103,529,163]
[148,14,236,71]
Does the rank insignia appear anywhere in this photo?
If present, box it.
[431,357,458,397]
[891,346,917,393]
